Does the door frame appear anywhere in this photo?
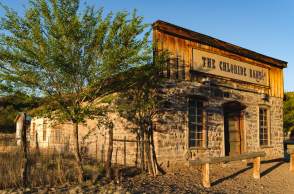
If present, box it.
[224,111,245,156]
[222,101,246,157]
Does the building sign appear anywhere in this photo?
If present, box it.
[192,49,269,86]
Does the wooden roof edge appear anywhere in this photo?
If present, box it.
[153,20,288,68]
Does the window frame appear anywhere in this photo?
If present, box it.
[43,121,47,142]
[54,128,62,144]
[258,106,271,147]
[188,98,207,149]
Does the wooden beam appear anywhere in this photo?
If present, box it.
[287,148,294,155]
[287,148,294,172]
[113,138,148,143]
[189,152,266,188]
[253,157,261,179]
[189,151,266,166]
[290,153,294,172]
[202,163,210,188]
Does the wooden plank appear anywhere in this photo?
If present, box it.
[184,39,190,80]
[153,20,287,68]
[124,136,126,166]
[287,145,294,152]
[113,139,148,143]
[288,147,294,172]
[288,149,294,154]
[281,69,284,98]
[154,20,286,99]
[290,154,294,172]
[189,151,266,166]
[253,157,261,179]
[202,163,210,188]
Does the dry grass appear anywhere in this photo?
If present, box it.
[0,150,23,188]
[0,149,105,189]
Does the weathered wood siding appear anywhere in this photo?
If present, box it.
[269,68,284,98]
[153,28,285,98]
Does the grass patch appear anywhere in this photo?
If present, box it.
[0,149,105,189]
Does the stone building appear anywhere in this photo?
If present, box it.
[152,20,287,168]
[23,20,287,170]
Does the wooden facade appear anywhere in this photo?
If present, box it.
[153,20,287,98]
[150,20,287,165]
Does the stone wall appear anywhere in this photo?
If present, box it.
[27,75,284,171]
[152,75,284,170]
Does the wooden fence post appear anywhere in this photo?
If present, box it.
[124,136,126,167]
[253,157,261,179]
[115,147,118,165]
[101,144,104,163]
[290,153,294,172]
[202,163,210,188]
[288,147,294,172]
[96,137,98,161]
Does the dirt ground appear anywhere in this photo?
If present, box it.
[122,158,294,194]
[1,158,293,194]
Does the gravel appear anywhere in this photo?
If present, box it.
[1,158,293,194]
[122,158,294,194]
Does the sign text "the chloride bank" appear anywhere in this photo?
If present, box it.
[192,49,269,86]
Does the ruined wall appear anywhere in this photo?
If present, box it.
[28,113,140,166]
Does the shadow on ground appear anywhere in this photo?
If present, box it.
[212,158,285,186]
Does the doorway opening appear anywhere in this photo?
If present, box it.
[223,101,246,157]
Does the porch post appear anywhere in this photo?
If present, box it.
[253,156,261,179]
[202,163,210,188]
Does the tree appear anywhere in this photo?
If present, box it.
[0,0,151,182]
[284,92,294,134]
[116,53,167,176]
[0,93,40,133]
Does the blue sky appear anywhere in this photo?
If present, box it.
[1,0,293,91]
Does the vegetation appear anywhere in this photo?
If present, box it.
[0,94,40,133]
[116,54,167,176]
[0,0,152,183]
[284,92,294,134]
[0,149,104,189]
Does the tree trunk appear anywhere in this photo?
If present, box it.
[145,131,154,175]
[144,125,163,176]
[139,128,145,171]
[35,131,40,156]
[73,122,84,183]
[150,128,163,175]
[135,132,139,167]
[105,125,113,179]
[21,113,30,187]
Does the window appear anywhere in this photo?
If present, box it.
[43,122,47,141]
[181,58,185,80]
[161,55,185,80]
[175,56,179,79]
[259,108,269,146]
[167,59,171,78]
[31,123,35,135]
[31,123,35,140]
[54,128,62,144]
[188,99,205,148]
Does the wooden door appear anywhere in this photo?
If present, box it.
[225,113,242,156]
